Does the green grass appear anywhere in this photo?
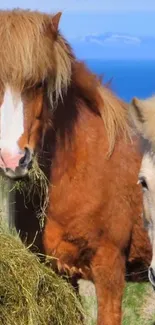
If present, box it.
[79,280,155,325]
[123,282,155,325]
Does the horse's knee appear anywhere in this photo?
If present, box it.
[92,243,125,283]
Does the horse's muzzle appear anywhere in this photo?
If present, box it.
[148,266,155,289]
[0,147,33,179]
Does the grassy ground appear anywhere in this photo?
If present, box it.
[79,280,155,325]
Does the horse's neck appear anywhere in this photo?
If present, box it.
[0,178,16,228]
[49,101,108,181]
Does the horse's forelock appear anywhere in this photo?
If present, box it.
[0,9,72,96]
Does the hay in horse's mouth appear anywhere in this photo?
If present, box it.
[0,156,50,229]
[11,155,49,228]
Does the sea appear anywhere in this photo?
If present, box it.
[85,59,155,103]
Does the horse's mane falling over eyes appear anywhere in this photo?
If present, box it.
[0,9,130,154]
[0,9,72,94]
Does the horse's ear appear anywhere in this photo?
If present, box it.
[52,12,62,32]
[129,97,145,134]
[129,96,155,142]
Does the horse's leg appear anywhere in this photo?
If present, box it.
[91,240,125,325]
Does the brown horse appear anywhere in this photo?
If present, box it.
[0,9,151,325]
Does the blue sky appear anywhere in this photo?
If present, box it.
[1,0,155,13]
[1,1,155,38]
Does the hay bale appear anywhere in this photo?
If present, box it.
[0,224,84,325]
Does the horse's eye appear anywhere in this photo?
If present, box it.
[138,177,148,190]
[35,81,44,89]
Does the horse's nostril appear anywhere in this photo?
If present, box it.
[19,147,32,168]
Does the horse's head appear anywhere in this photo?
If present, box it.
[0,84,43,179]
[130,96,155,289]
[0,10,71,179]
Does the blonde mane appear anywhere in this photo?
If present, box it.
[98,86,131,155]
[0,9,71,98]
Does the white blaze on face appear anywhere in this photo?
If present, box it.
[0,86,24,154]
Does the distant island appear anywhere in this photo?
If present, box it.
[69,33,155,60]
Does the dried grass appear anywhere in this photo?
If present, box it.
[0,222,84,325]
